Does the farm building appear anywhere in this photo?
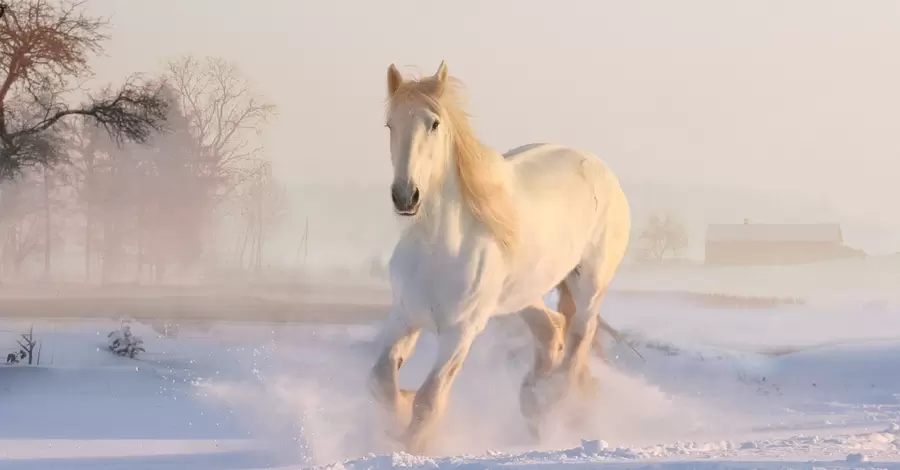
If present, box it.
[705,220,863,266]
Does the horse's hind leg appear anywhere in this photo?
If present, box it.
[560,268,614,400]
[519,302,566,439]
[402,322,482,454]
[557,278,577,330]
[557,278,601,396]
[368,317,421,437]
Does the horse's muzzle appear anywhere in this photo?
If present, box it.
[391,183,420,216]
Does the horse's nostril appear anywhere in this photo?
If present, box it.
[410,187,420,205]
[391,187,400,206]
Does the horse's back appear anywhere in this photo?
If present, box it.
[502,143,553,160]
[495,142,630,309]
[503,143,622,198]
[503,143,615,178]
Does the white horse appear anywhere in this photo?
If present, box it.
[368,61,631,454]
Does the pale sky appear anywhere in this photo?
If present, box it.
[84,0,900,265]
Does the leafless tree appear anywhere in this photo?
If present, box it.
[160,56,277,277]
[0,0,168,180]
[59,116,104,280]
[132,84,210,283]
[163,55,276,202]
[59,84,208,285]
[16,324,36,365]
[234,162,287,271]
[0,167,43,277]
[39,159,68,280]
[637,212,689,262]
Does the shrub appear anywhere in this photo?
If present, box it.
[107,323,146,359]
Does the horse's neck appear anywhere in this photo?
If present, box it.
[411,145,509,250]
[414,165,467,243]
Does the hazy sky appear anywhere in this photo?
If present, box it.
[84,0,900,262]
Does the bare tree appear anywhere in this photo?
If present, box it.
[234,162,286,271]
[91,83,211,284]
[0,0,168,179]
[39,160,68,280]
[637,212,689,262]
[16,324,36,365]
[0,167,43,277]
[161,56,277,276]
[60,84,209,285]
[59,116,104,280]
[164,55,276,202]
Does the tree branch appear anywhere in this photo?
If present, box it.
[0,0,167,181]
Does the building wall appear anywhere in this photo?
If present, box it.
[705,240,858,266]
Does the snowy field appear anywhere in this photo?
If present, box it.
[612,256,900,309]
[2,269,900,469]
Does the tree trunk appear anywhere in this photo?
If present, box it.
[135,225,143,284]
[238,219,251,270]
[2,227,12,279]
[42,167,52,282]
[13,224,23,277]
[134,189,144,284]
[100,221,111,285]
[85,204,92,282]
[255,192,264,272]
[84,153,95,283]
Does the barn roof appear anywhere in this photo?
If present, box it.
[706,223,843,243]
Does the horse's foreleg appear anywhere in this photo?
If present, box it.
[519,303,566,440]
[402,323,480,454]
[368,318,421,435]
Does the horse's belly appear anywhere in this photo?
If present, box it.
[495,288,549,314]
[495,255,579,314]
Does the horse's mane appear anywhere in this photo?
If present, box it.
[386,72,518,255]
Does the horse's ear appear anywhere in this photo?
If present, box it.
[434,61,448,93]
[387,63,403,97]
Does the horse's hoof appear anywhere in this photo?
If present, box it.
[576,369,601,400]
[397,388,416,424]
[399,432,429,456]
[386,430,410,453]
[539,371,572,403]
[374,410,409,447]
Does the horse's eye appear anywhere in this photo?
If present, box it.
[430,120,440,132]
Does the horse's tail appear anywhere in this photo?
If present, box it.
[596,315,646,363]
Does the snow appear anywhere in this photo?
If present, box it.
[2,276,900,469]
[611,256,900,308]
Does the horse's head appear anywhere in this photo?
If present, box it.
[384,61,454,217]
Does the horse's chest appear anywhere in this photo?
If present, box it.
[391,244,503,324]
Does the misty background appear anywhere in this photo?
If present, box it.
[4,0,900,281]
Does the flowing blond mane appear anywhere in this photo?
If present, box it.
[386,72,519,255]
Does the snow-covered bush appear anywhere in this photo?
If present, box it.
[5,351,25,364]
[107,323,145,359]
